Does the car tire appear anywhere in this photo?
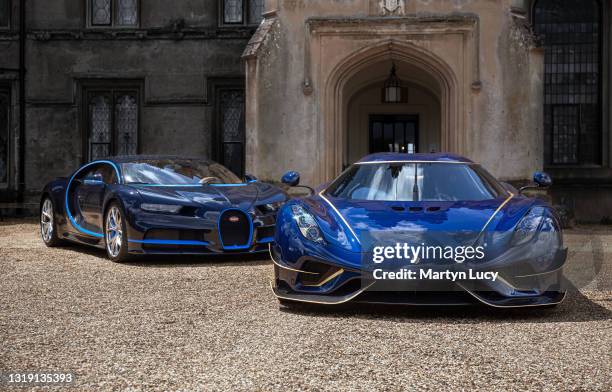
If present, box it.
[40,197,63,247]
[104,202,131,263]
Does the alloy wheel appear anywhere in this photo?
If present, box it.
[106,206,123,258]
[40,199,54,243]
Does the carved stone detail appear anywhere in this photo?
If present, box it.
[379,0,405,16]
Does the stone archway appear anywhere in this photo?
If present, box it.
[343,60,443,165]
[320,40,461,182]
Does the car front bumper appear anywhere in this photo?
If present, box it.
[124,209,277,255]
[271,244,568,308]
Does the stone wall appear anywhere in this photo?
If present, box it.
[245,0,544,186]
[0,0,254,200]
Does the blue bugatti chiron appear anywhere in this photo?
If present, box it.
[271,153,567,308]
[40,156,287,262]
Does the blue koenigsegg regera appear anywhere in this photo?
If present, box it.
[271,153,567,308]
[40,156,287,262]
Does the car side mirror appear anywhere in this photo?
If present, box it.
[500,182,518,195]
[533,171,552,188]
[244,174,258,183]
[83,173,105,186]
[281,171,315,196]
[520,171,552,194]
[281,171,300,187]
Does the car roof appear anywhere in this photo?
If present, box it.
[105,155,213,164]
[356,153,473,164]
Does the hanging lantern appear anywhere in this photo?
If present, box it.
[383,64,402,103]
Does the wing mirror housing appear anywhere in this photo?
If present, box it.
[244,173,258,183]
[83,173,105,186]
[281,171,300,187]
[281,171,314,196]
[534,171,553,187]
[520,171,552,194]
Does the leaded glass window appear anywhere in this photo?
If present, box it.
[115,94,138,156]
[248,0,265,25]
[89,95,112,160]
[224,0,243,24]
[90,0,138,27]
[534,0,603,165]
[85,87,140,161]
[0,90,9,184]
[91,0,111,26]
[222,0,264,26]
[116,0,138,26]
[218,88,246,176]
[0,0,10,27]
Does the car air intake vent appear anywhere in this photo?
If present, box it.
[427,207,441,212]
[179,206,199,217]
[219,209,252,249]
[256,226,275,242]
[145,229,210,241]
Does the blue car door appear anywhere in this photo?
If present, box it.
[75,165,115,233]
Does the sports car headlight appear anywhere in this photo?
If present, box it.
[512,207,560,246]
[140,203,182,214]
[290,204,325,244]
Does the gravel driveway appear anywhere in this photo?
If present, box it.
[0,220,610,391]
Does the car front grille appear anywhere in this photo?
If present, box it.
[219,209,252,249]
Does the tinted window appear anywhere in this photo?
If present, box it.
[98,165,118,184]
[78,164,117,184]
[327,163,505,202]
[122,159,242,186]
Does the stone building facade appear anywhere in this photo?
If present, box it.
[0,0,263,201]
[245,0,612,222]
[0,0,611,222]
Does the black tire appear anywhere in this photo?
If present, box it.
[40,197,63,247]
[103,202,131,263]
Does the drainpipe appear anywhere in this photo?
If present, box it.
[18,0,26,201]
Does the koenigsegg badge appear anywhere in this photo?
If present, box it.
[380,0,405,16]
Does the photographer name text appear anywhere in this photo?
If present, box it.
[372,268,499,282]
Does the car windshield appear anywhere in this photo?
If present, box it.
[326,162,505,201]
[121,159,242,186]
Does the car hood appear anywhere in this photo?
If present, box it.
[132,182,285,211]
[323,195,533,247]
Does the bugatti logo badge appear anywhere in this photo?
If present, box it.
[380,0,405,16]
[229,216,240,223]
